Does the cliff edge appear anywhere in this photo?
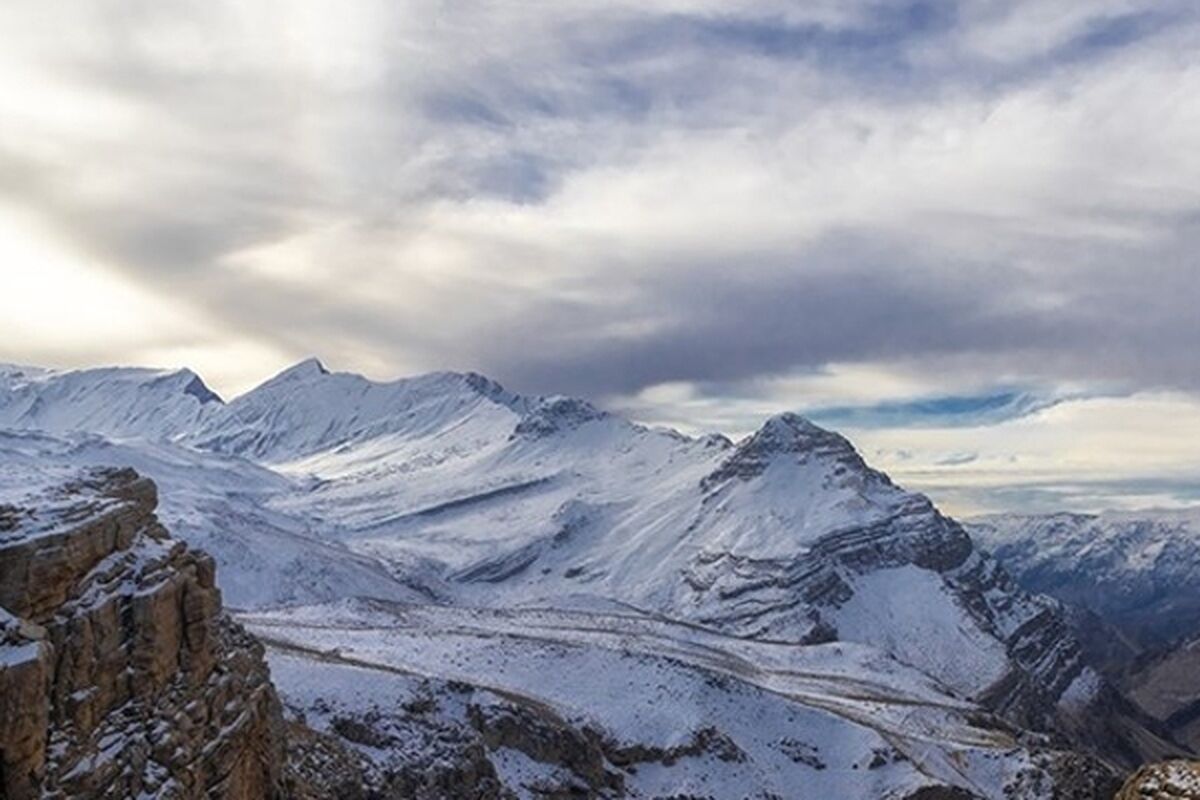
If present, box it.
[0,467,284,799]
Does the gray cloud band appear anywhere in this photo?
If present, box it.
[0,0,1197,404]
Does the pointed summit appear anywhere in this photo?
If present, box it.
[751,413,851,455]
[701,412,885,493]
[161,368,223,405]
[263,357,330,386]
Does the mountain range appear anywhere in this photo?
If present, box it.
[0,359,1191,799]
[969,511,1200,755]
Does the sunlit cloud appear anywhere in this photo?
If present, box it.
[0,0,1197,511]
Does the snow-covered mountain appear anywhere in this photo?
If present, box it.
[968,509,1200,760]
[967,510,1200,649]
[0,363,222,440]
[0,360,1186,797]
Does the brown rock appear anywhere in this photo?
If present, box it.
[1115,761,1200,799]
[0,467,286,800]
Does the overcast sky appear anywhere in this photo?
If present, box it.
[2,1,1198,515]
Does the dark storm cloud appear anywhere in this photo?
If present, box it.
[477,240,1187,398]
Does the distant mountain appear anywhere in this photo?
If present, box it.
[0,360,1188,796]
[967,510,1200,649]
[0,363,222,440]
[968,510,1200,757]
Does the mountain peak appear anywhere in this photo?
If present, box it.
[744,417,868,465]
[701,411,879,493]
[512,395,609,438]
[750,412,854,455]
[757,411,829,438]
[290,357,330,376]
[459,371,523,408]
[165,368,223,405]
[264,357,330,385]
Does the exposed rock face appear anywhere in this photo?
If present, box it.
[511,396,609,439]
[0,468,285,799]
[690,421,1170,770]
[1115,761,1200,799]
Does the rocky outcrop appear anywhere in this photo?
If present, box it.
[1115,760,1200,799]
[511,396,610,439]
[0,467,285,799]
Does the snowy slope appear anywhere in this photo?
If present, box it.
[0,429,422,609]
[0,363,222,441]
[244,599,1105,800]
[0,359,1173,779]
[190,359,526,461]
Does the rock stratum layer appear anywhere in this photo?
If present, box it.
[968,511,1200,757]
[0,467,284,800]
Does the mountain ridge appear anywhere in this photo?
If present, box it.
[0,358,1190,796]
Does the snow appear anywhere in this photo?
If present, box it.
[0,364,222,441]
[0,360,1093,799]
[831,566,1010,697]
[0,452,132,543]
[252,601,1042,799]
[0,638,42,666]
[1,362,928,625]
[1059,668,1102,711]
[0,430,423,609]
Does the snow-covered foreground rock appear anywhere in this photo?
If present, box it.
[0,463,286,799]
[0,360,1188,797]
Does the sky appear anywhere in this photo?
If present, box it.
[1,0,1198,516]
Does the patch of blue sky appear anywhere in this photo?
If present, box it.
[807,390,1063,429]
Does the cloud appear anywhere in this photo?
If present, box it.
[0,0,1197,508]
[807,390,1070,429]
[854,392,1200,515]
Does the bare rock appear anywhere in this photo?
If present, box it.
[1115,761,1200,799]
[0,467,286,800]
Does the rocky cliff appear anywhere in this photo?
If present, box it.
[0,467,284,799]
[1123,634,1200,753]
